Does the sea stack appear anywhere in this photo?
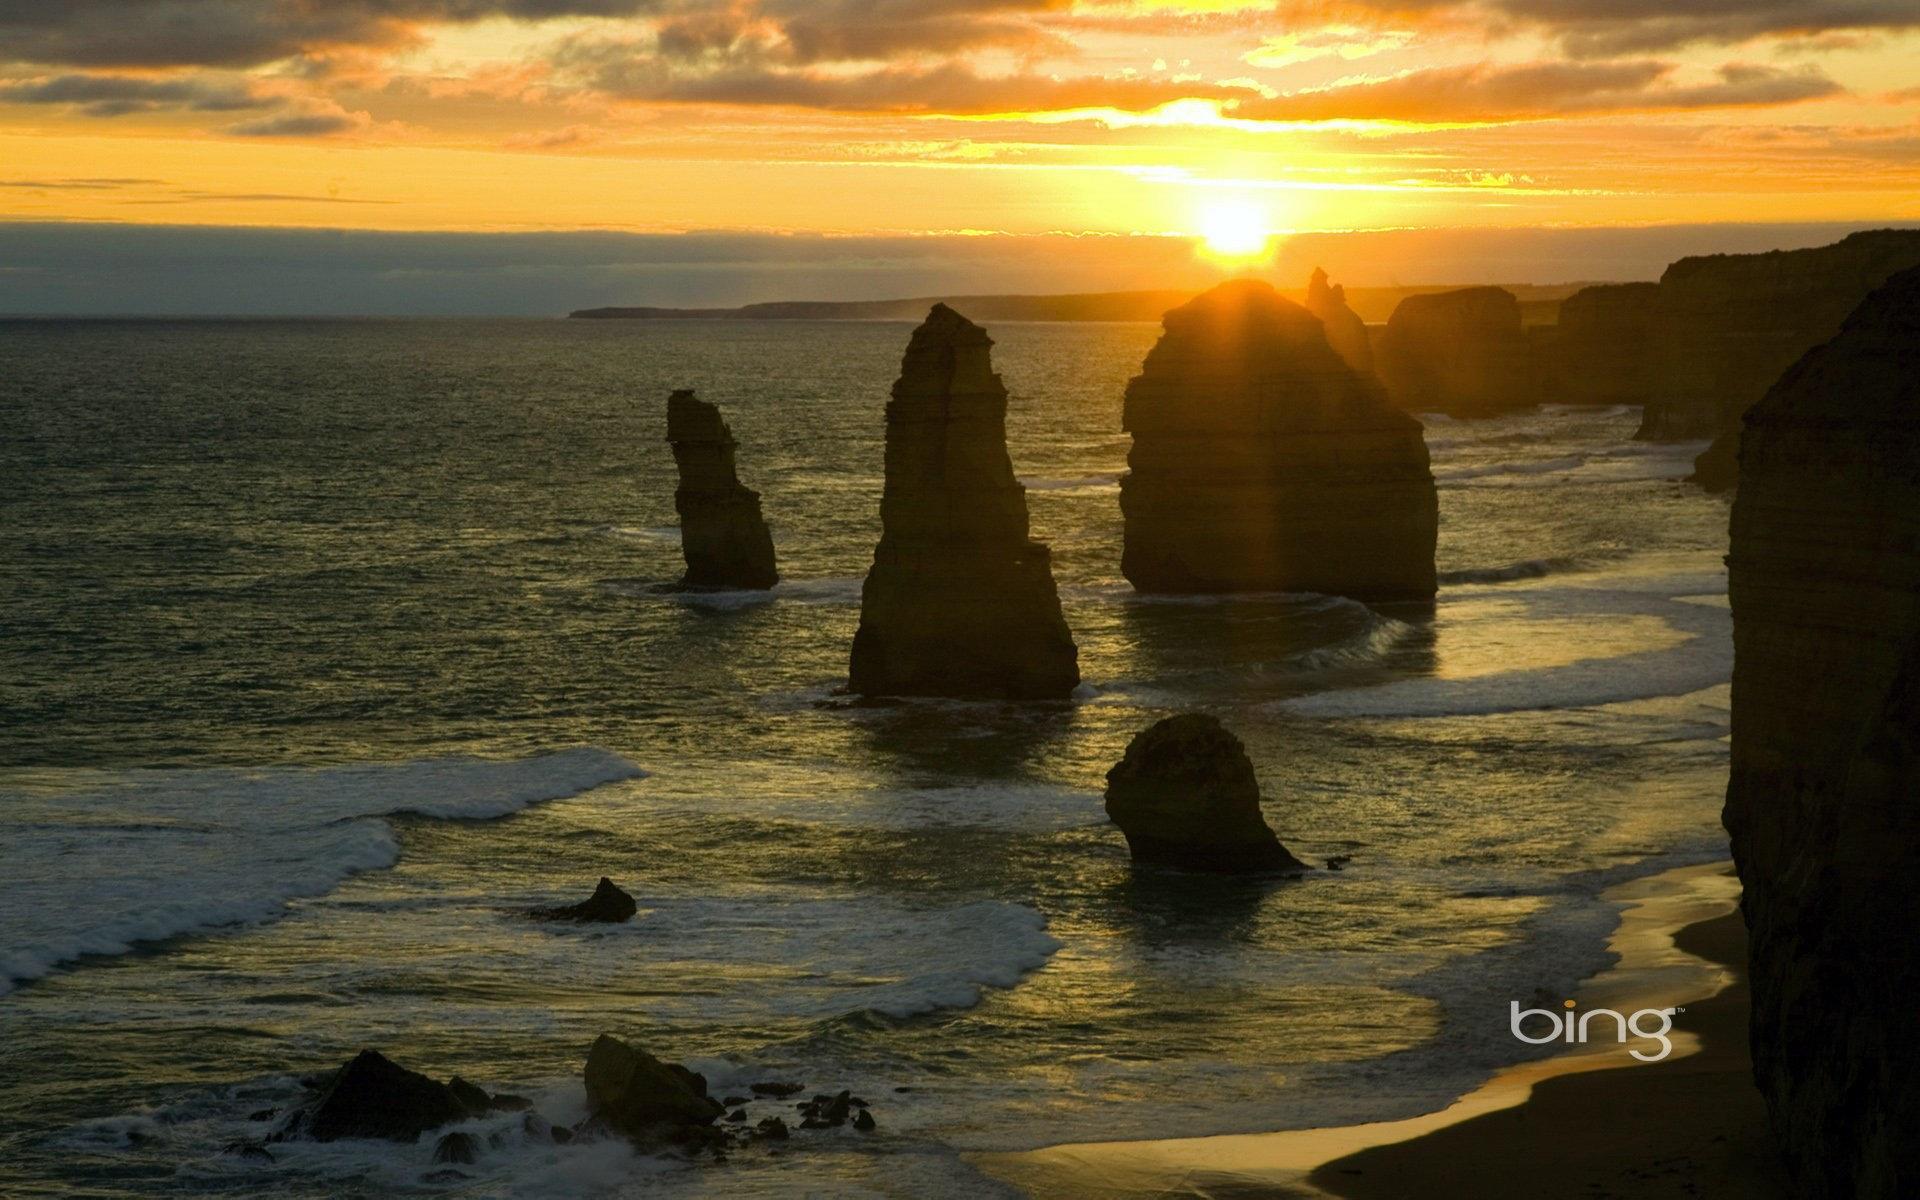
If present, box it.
[1119,279,1437,601]
[848,305,1079,700]
[1304,267,1372,375]
[1542,282,1660,405]
[665,389,778,590]
[1725,265,1920,1198]
[1376,286,1530,416]
[1104,714,1306,875]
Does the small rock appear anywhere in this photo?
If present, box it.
[221,1141,274,1163]
[530,877,638,924]
[1326,855,1352,871]
[433,1132,479,1165]
[550,1125,574,1145]
[853,1109,876,1132]
[848,1097,868,1108]
[749,1081,805,1097]
[247,1109,276,1122]
[756,1117,790,1141]
[725,1109,747,1123]
[721,1095,749,1108]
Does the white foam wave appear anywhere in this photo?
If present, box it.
[1434,454,1587,482]
[1439,556,1589,586]
[0,748,645,995]
[1018,472,1123,493]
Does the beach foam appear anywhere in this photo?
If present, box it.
[0,748,644,995]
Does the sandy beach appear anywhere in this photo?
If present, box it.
[976,861,1783,1199]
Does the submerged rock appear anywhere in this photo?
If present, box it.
[665,389,778,590]
[1104,713,1307,875]
[848,304,1080,699]
[1376,286,1530,416]
[581,1034,724,1144]
[1119,280,1437,601]
[432,1131,479,1165]
[1304,267,1372,376]
[530,876,637,924]
[1725,265,1920,1199]
[283,1050,513,1143]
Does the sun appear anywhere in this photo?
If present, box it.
[1196,199,1273,261]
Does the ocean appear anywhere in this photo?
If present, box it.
[0,317,1734,1197]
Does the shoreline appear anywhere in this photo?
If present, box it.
[974,860,1776,1199]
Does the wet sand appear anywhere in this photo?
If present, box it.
[976,861,1783,1199]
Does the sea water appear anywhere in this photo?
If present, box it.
[0,318,1733,1197]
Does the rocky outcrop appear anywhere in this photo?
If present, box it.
[1376,286,1530,415]
[582,1034,724,1144]
[1304,267,1372,376]
[848,304,1080,699]
[1118,280,1437,600]
[1104,714,1306,875]
[276,1051,523,1143]
[1540,282,1660,405]
[531,877,637,923]
[1634,229,1920,453]
[665,390,778,590]
[1724,265,1920,1199]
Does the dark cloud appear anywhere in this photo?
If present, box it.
[226,107,368,137]
[0,73,268,116]
[1485,0,1920,56]
[0,177,164,189]
[1235,60,1843,123]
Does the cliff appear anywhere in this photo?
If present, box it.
[1375,286,1531,416]
[1538,282,1661,405]
[664,390,778,590]
[1304,267,1373,376]
[848,305,1080,699]
[1636,229,1920,452]
[1725,264,1920,1198]
[1119,280,1437,600]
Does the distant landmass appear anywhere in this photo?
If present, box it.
[570,283,1593,326]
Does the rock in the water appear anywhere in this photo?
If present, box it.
[1376,286,1530,416]
[848,304,1080,699]
[1725,265,1920,1199]
[1104,713,1307,875]
[1538,282,1660,406]
[432,1132,479,1165]
[665,389,778,590]
[581,1034,724,1143]
[853,1109,876,1132]
[1118,280,1437,600]
[1304,267,1372,376]
[748,1081,804,1097]
[1630,229,1920,462]
[291,1050,507,1143]
[530,876,637,923]
[756,1116,790,1140]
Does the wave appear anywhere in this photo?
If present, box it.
[1439,556,1591,586]
[0,748,644,996]
[1434,454,1587,483]
[1018,472,1123,493]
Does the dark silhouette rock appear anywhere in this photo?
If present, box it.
[1119,280,1437,601]
[1104,713,1307,875]
[848,304,1080,699]
[530,876,637,923]
[1304,267,1372,376]
[581,1034,724,1143]
[665,389,778,589]
[853,1108,877,1132]
[1539,282,1660,405]
[749,1081,804,1097]
[1376,286,1530,415]
[288,1050,510,1143]
[1725,265,1920,1199]
[1629,229,1920,458]
[432,1132,479,1165]
[757,1116,790,1140]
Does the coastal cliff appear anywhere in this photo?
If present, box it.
[848,305,1080,699]
[1540,282,1660,405]
[1725,265,1920,1198]
[1119,280,1437,600]
[1636,229,1920,459]
[665,390,778,589]
[1376,286,1530,416]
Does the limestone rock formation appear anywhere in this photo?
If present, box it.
[1104,713,1306,875]
[1376,286,1530,415]
[1119,279,1437,600]
[1725,265,1920,1199]
[1539,282,1660,405]
[1304,267,1372,376]
[1631,229,1920,455]
[582,1034,725,1143]
[665,390,778,590]
[848,304,1080,699]
[530,876,637,923]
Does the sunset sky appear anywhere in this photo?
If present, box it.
[2,1,1918,310]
